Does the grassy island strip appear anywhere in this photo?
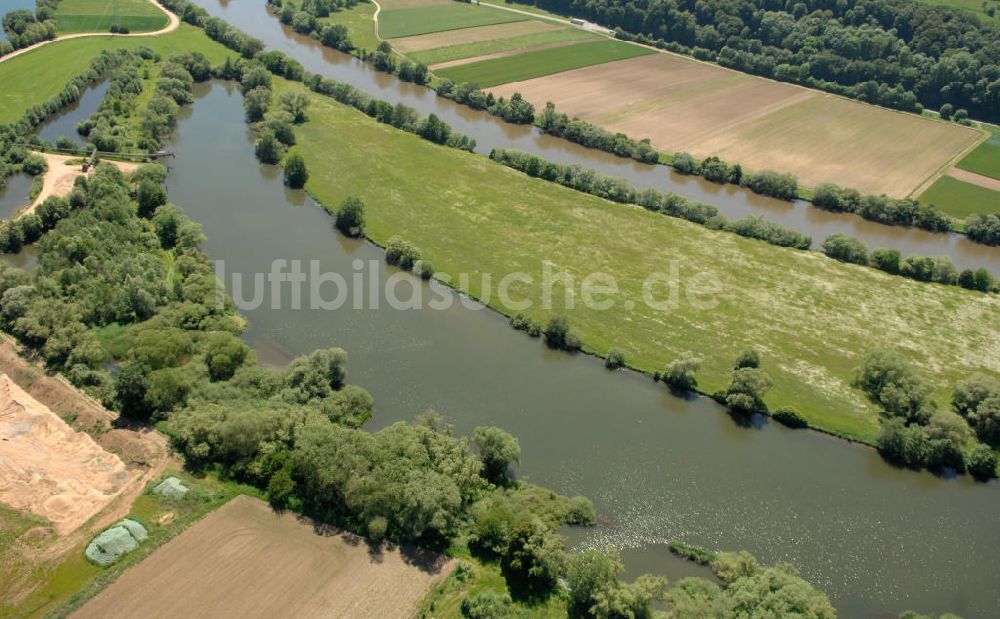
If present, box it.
[273,77,1000,444]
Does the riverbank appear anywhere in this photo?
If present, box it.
[272,76,1000,446]
[161,80,1000,618]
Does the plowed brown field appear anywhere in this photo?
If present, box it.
[492,52,982,197]
[73,495,453,619]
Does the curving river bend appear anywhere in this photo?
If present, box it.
[161,78,1000,618]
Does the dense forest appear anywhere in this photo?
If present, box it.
[521,0,1000,121]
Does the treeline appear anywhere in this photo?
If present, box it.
[857,349,999,480]
[0,0,59,56]
[822,233,997,293]
[814,183,951,233]
[521,0,1000,122]
[490,148,812,249]
[140,52,212,149]
[537,101,659,163]
[307,73,476,150]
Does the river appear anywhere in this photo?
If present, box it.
[161,80,1000,618]
[35,78,110,146]
[188,0,1000,275]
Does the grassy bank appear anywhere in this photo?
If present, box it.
[276,78,1000,444]
[0,24,235,124]
[55,0,169,34]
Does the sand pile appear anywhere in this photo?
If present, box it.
[0,374,130,534]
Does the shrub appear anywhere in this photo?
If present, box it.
[672,152,698,174]
[283,153,308,188]
[967,444,998,480]
[662,353,701,392]
[412,260,434,280]
[543,316,580,351]
[734,348,760,369]
[822,233,869,265]
[510,313,541,337]
[669,541,717,565]
[384,236,421,270]
[334,195,365,237]
[855,349,936,424]
[255,131,282,164]
[725,367,772,413]
[870,248,901,274]
[605,348,625,369]
[460,591,518,619]
[772,408,808,428]
[474,426,521,484]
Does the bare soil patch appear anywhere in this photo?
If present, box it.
[0,374,129,535]
[390,18,558,52]
[492,52,982,196]
[947,167,1000,192]
[74,495,453,619]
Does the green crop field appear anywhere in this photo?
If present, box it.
[435,39,654,87]
[919,174,1000,219]
[378,3,530,38]
[55,0,168,34]
[0,25,236,124]
[276,77,1000,444]
[409,27,599,66]
[957,126,1000,180]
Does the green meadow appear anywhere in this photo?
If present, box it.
[276,78,1000,444]
[55,0,168,34]
[378,3,530,38]
[435,39,654,87]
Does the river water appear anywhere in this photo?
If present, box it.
[162,80,1000,618]
[189,0,1000,275]
[35,78,110,146]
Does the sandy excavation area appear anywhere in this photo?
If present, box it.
[492,52,983,197]
[74,495,454,619]
[0,374,129,534]
[20,153,140,218]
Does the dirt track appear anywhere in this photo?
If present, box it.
[74,495,453,619]
[492,52,982,197]
[947,167,1000,192]
[390,19,559,52]
[0,0,179,66]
